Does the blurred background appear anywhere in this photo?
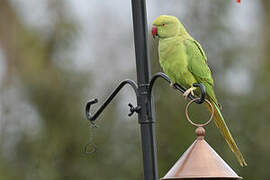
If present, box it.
[0,0,269,179]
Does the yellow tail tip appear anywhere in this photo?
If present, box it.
[240,159,247,167]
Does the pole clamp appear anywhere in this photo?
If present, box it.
[128,103,141,116]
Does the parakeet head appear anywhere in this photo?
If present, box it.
[152,15,187,38]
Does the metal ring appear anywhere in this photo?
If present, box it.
[185,98,214,127]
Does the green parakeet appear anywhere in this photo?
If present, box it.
[152,15,247,166]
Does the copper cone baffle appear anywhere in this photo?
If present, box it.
[161,99,242,180]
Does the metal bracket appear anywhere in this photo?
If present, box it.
[149,72,206,104]
[84,72,206,156]
[85,79,138,122]
[85,73,206,123]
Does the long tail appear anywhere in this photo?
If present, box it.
[206,100,247,166]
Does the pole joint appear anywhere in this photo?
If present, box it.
[138,84,150,95]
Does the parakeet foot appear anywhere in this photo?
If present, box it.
[170,82,177,89]
[219,103,223,111]
[183,87,197,99]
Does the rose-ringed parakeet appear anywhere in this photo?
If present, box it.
[152,15,247,166]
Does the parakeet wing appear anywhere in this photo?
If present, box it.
[184,39,217,104]
[184,39,213,84]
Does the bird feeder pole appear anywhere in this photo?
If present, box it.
[131,0,158,179]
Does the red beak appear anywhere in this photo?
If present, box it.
[152,26,157,37]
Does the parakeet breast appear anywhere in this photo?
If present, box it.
[158,36,197,88]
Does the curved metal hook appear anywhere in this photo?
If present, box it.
[149,72,171,95]
[149,72,206,104]
[85,79,138,122]
[85,99,98,120]
[192,83,206,104]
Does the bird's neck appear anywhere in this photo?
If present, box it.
[159,33,191,41]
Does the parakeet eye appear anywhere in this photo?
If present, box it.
[162,24,165,26]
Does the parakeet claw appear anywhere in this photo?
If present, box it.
[219,103,223,111]
[183,87,196,99]
[170,82,176,89]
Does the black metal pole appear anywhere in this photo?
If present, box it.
[131,0,158,180]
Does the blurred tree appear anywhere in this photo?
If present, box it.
[0,0,118,179]
[0,0,269,179]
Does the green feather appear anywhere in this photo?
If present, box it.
[206,101,247,166]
